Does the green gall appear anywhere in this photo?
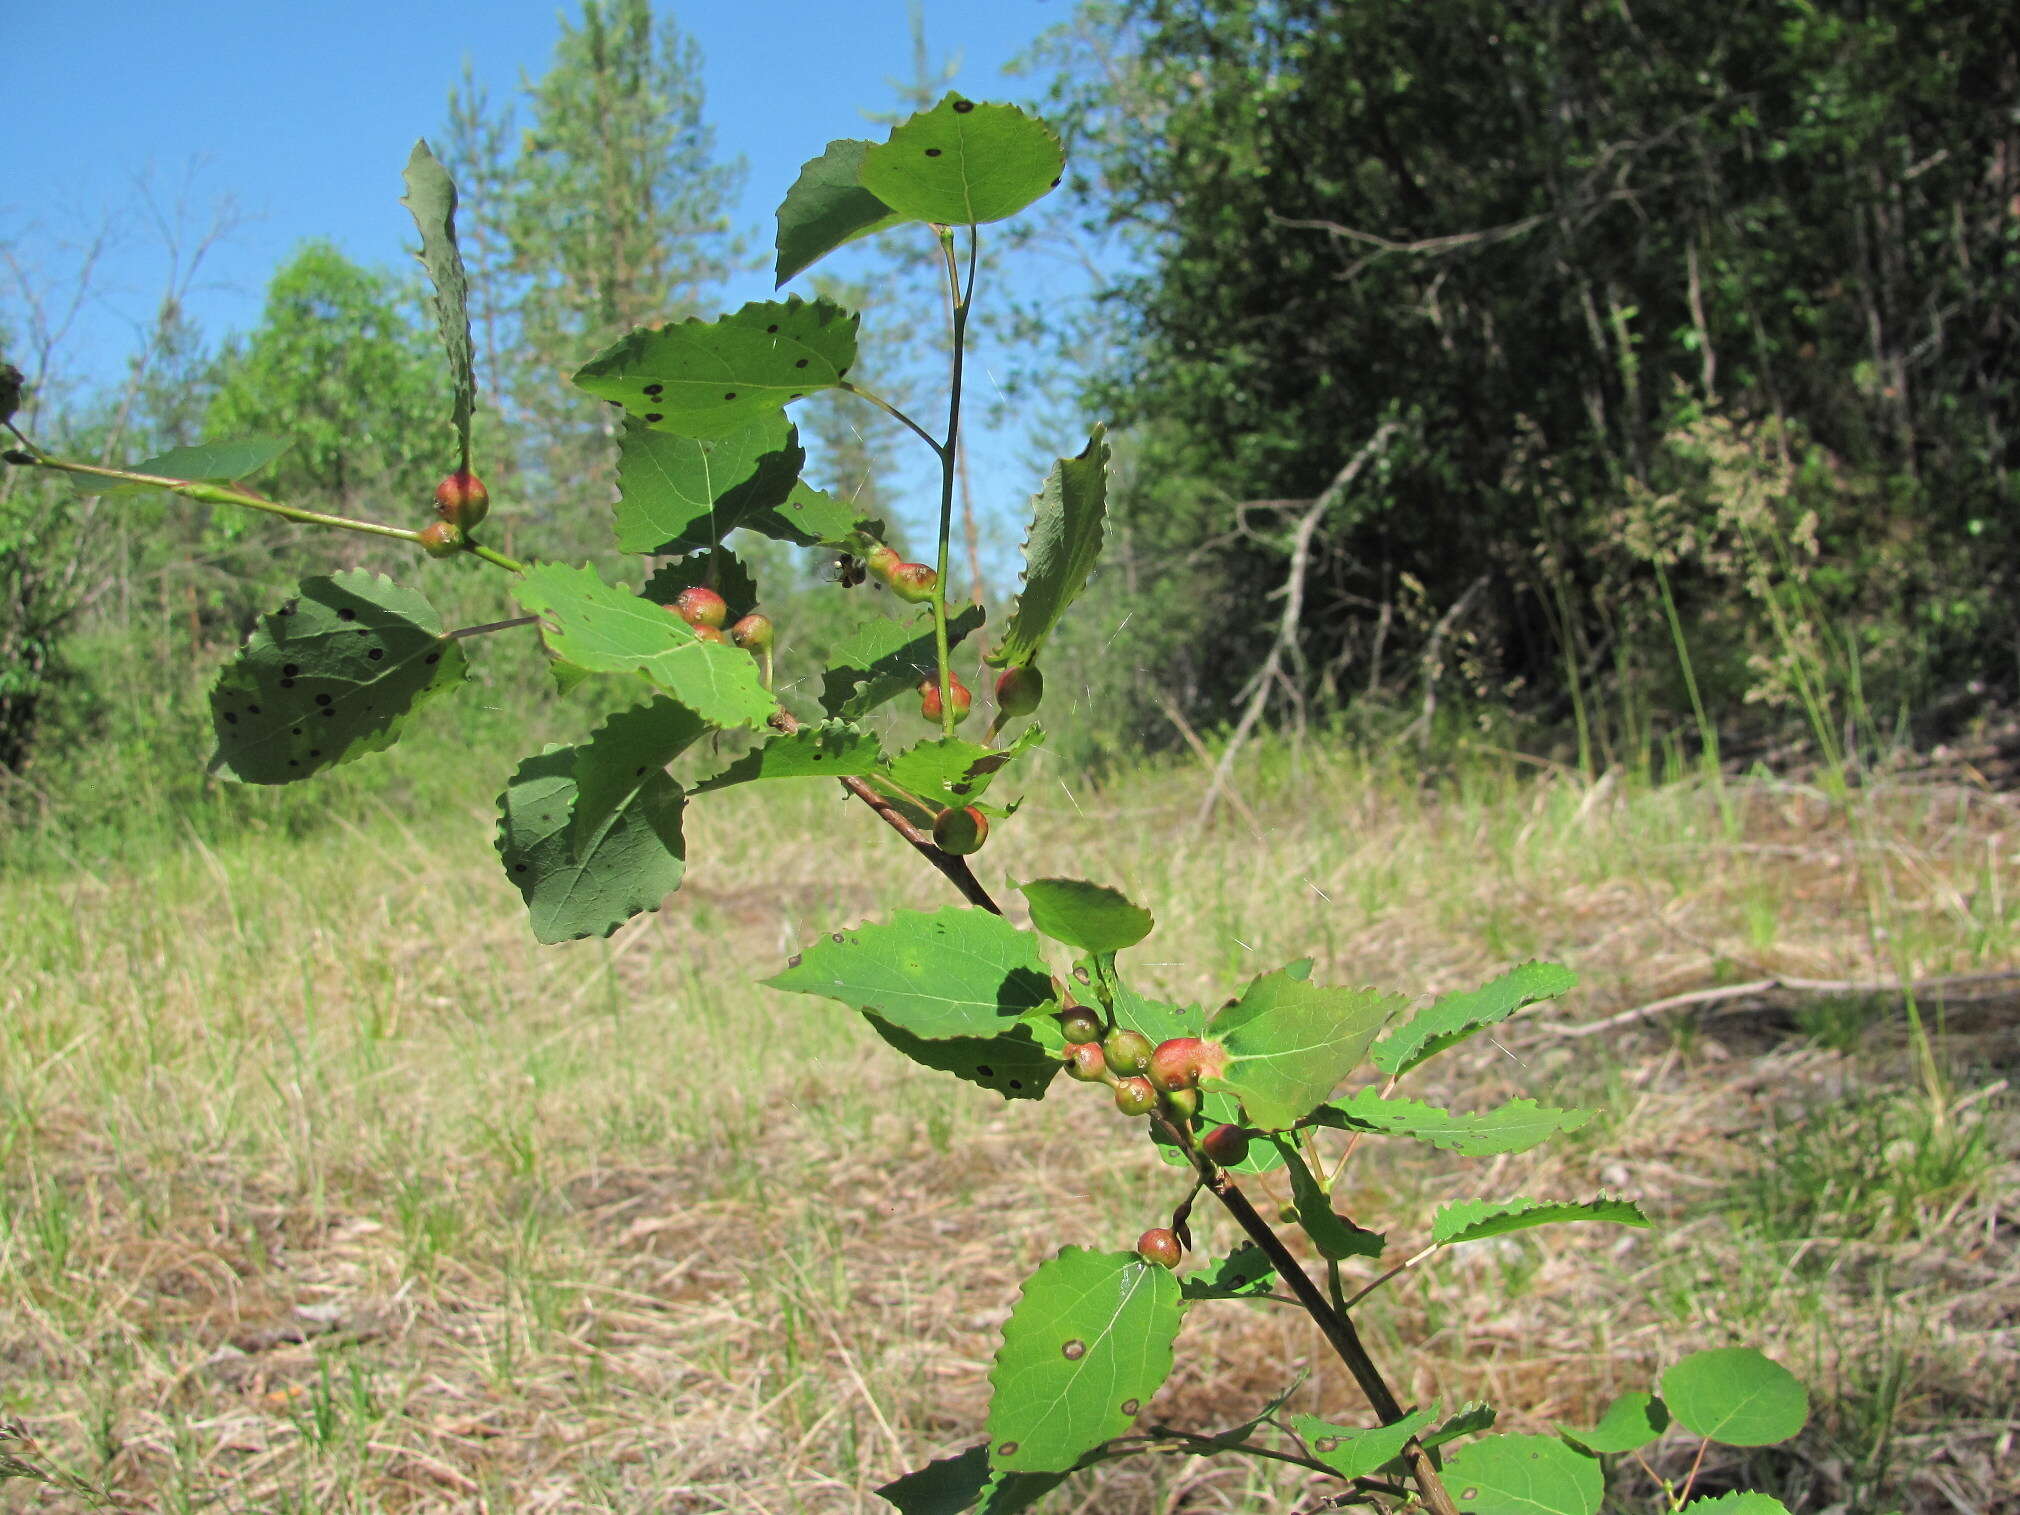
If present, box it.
[1113,1076,1157,1116]
[419,520,465,557]
[1102,1028,1153,1078]
[933,805,988,855]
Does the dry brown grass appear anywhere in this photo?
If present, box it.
[2,742,2015,1512]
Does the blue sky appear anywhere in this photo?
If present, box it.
[7,1,1104,536]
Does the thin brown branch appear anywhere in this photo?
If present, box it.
[1152,1115,1459,1515]
[770,708,1000,915]
[1535,968,2020,1038]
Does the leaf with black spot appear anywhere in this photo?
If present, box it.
[860,96,1065,228]
[690,720,883,794]
[863,1013,1062,1102]
[768,905,1056,1041]
[613,415,805,554]
[209,571,468,784]
[495,699,705,944]
[574,296,857,440]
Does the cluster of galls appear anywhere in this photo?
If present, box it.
[916,665,1043,730]
[863,543,938,604]
[663,584,773,659]
[420,469,489,557]
[1053,1005,1256,1269]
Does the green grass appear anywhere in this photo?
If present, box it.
[2,684,2016,1511]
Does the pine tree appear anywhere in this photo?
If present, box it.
[505,0,742,517]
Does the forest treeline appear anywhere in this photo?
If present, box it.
[1047,0,2020,766]
[4,0,2016,801]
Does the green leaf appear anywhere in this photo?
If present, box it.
[742,480,877,548]
[1673,1495,1792,1513]
[639,549,760,624]
[512,562,774,730]
[495,705,698,945]
[574,296,858,440]
[1374,1402,1499,1477]
[1204,969,1402,1131]
[875,1443,1071,1515]
[1442,1434,1603,1515]
[1107,980,1206,1046]
[209,570,467,784]
[567,697,707,854]
[1661,1348,1808,1447]
[1290,1405,1439,1480]
[886,727,1042,810]
[1180,1243,1276,1300]
[990,430,1108,669]
[97,435,292,495]
[768,906,1055,1040]
[1556,1392,1668,1455]
[1112,985,1286,1175]
[1019,878,1153,954]
[399,139,475,456]
[864,1014,1061,1102]
[1430,1196,1650,1246]
[1309,1089,1594,1156]
[1273,1137,1384,1259]
[1421,1402,1498,1451]
[691,720,882,795]
[986,1247,1182,1473]
[859,96,1064,227]
[613,414,805,554]
[775,138,903,286]
[818,604,985,719]
[1154,1087,1287,1175]
[1373,961,1578,1075]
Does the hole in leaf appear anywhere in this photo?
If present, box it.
[513,863,528,873]
[976,1065,994,1077]
[291,726,303,737]
[723,392,736,400]
[645,412,664,423]
[787,954,802,968]
[308,749,321,758]
[1120,1399,1140,1416]
[952,98,973,113]
[831,932,845,943]
[1315,1438,1338,1453]
[996,1442,1017,1457]
[924,147,942,157]
[282,663,300,677]
[315,693,333,706]
[1008,1079,1023,1090]
[367,649,384,662]
[336,608,356,621]
[644,383,663,397]
[1060,1339,1085,1360]
[766,323,779,333]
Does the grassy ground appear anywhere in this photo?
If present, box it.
[2,724,2015,1513]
